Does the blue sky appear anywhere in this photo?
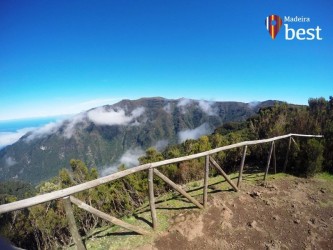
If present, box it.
[0,0,332,120]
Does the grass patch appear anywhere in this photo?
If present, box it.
[267,172,292,180]
[315,172,333,181]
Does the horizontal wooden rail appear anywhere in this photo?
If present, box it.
[0,133,323,214]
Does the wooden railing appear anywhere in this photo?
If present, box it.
[0,133,323,249]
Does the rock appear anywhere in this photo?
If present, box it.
[309,218,316,225]
[248,220,257,228]
[294,219,301,224]
[265,240,282,250]
[273,215,279,220]
[250,191,261,198]
[320,188,326,193]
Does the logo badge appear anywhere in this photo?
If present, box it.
[265,15,283,39]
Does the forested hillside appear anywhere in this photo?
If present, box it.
[0,96,332,249]
[0,97,275,184]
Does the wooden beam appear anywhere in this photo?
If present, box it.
[70,196,149,235]
[273,142,277,174]
[153,169,203,209]
[237,145,248,188]
[203,155,210,207]
[264,141,275,181]
[283,137,292,172]
[148,168,157,229]
[209,156,239,192]
[291,137,300,151]
[63,197,86,250]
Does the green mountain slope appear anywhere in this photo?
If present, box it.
[0,97,277,184]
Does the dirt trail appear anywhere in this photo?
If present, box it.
[139,176,333,250]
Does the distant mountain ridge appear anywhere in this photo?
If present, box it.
[0,97,278,184]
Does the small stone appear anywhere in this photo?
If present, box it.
[310,218,316,224]
[248,220,257,228]
[320,188,326,193]
[250,191,261,198]
[273,215,279,220]
[294,219,301,224]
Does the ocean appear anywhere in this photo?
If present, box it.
[0,116,64,149]
[0,117,59,133]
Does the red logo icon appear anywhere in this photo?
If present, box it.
[265,15,283,39]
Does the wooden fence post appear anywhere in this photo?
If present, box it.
[283,137,292,172]
[209,156,239,192]
[237,145,247,188]
[148,167,157,229]
[273,142,277,174]
[264,141,274,181]
[63,197,86,250]
[203,155,210,207]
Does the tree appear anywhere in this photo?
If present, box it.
[139,147,164,164]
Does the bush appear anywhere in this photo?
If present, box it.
[288,138,324,177]
[303,139,324,177]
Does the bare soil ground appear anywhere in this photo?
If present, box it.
[139,174,333,250]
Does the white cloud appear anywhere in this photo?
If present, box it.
[248,101,260,109]
[119,148,145,167]
[100,147,145,176]
[177,98,193,107]
[177,98,193,114]
[163,103,172,113]
[63,113,87,139]
[25,120,64,142]
[5,156,17,167]
[178,123,212,143]
[100,165,119,176]
[88,107,145,126]
[15,106,146,143]
[24,113,88,141]
[154,139,169,151]
[198,100,218,116]
[0,127,36,149]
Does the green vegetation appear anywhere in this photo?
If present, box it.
[315,172,333,181]
[0,97,264,185]
[0,96,332,249]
